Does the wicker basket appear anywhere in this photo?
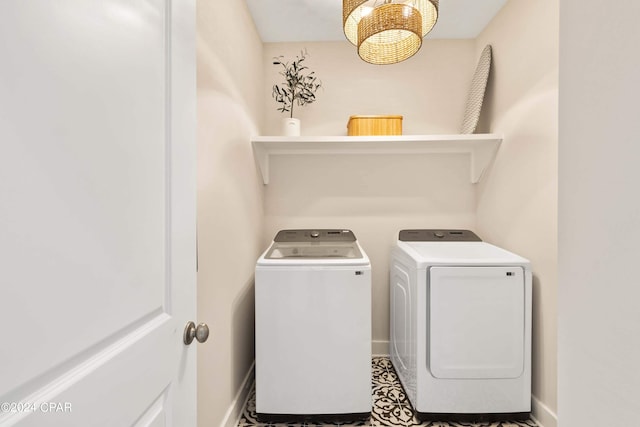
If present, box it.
[347,115,403,136]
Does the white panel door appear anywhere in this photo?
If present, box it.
[0,1,197,426]
[429,266,525,379]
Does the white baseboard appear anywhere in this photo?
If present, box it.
[372,340,389,356]
[219,361,255,427]
[531,395,557,427]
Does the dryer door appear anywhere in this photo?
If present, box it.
[428,266,525,379]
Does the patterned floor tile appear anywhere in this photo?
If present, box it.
[373,370,401,387]
[238,357,538,427]
[372,357,390,380]
[371,402,415,426]
[373,356,393,369]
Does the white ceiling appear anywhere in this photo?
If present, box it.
[245,0,508,43]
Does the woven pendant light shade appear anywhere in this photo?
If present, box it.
[343,0,439,46]
[343,0,368,45]
[414,0,439,38]
[358,3,422,65]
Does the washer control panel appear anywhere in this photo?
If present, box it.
[274,229,357,242]
[399,229,482,242]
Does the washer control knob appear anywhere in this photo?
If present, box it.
[310,230,320,238]
[434,232,445,238]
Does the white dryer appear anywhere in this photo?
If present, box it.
[255,229,371,422]
[390,229,532,422]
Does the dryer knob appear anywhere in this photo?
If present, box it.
[434,232,445,238]
[310,231,320,238]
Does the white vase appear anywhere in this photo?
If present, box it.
[282,118,301,136]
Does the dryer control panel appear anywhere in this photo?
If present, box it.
[399,229,482,242]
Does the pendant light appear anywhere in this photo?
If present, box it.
[343,0,439,65]
[358,3,422,64]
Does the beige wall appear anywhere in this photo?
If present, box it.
[263,41,475,136]
[262,40,478,348]
[559,0,640,425]
[196,1,265,426]
[475,1,558,426]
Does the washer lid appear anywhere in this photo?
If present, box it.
[397,241,530,266]
[264,241,362,260]
[258,231,370,266]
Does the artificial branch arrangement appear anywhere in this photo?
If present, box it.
[272,50,322,119]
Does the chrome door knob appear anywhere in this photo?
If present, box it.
[183,321,210,345]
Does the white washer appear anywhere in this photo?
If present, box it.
[390,229,532,422]
[255,229,372,422]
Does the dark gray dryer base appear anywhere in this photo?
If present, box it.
[416,412,531,423]
[256,412,370,424]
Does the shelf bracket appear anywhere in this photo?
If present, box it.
[470,139,501,183]
[252,141,270,184]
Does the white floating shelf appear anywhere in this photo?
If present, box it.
[251,134,503,184]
